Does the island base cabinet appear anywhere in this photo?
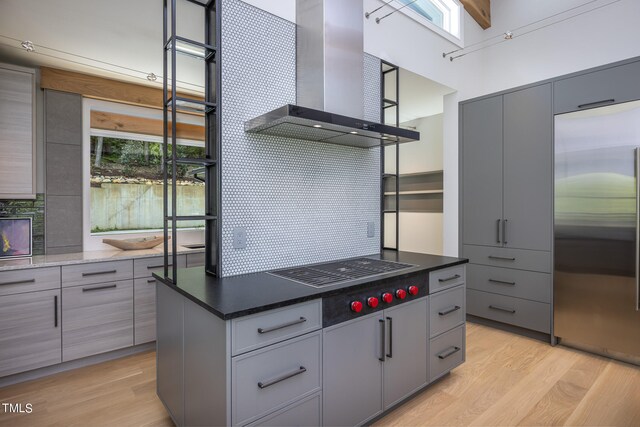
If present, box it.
[430,324,465,382]
[62,280,133,361]
[244,391,321,427]
[323,313,384,427]
[134,278,156,344]
[383,298,428,409]
[0,289,61,377]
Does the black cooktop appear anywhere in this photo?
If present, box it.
[269,258,415,287]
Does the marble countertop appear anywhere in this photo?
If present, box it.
[0,246,204,271]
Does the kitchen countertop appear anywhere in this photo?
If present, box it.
[0,246,205,272]
[154,250,468,320]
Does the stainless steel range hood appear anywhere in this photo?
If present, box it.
[244,0,419,148]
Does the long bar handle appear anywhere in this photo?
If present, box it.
[496,219,501,244]
[379,318,385,362]
[488,255,516,261]
[147,279,157,284]
[437,346,461,360]
[82,284,117,292]
[54,295,58,328]
[488,278,516,286]
[578,99,615,109]
[503,219,508,245]
[82,270,117,277]
[0,278,36,286]
[635,147,640,311]
[489,304,516,314]
[257,317,306,334]
[438,305,461,316]
[257,366,306,389]
[438,274,461,283]
[386,317,393,358]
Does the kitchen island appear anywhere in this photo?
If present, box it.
[154,251,467,426]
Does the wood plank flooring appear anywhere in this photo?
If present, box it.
[0,322,638,426]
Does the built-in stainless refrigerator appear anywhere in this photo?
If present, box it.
[555,100,640,363]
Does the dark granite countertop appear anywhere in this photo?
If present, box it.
[154,251,468,320]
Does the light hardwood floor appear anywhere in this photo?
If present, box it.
[0,323,639,427]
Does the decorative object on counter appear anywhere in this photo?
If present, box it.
[0,217,32,258]
[102,235,168,251]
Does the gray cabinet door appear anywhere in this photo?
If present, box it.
[0,289,61,377]
[134,278,156,344]
[383,297,428,409]
[323,312,383,427]
[62,280,133,361]
[462,95,504,247]
[503,84,553,251]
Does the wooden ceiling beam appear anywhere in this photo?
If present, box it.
[460,0,491,29]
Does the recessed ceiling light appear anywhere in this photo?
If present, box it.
[147,73,158,82]
[381,136,388,140]
[313,124,322,128]
[504,31,513,40]
[350,131,358,134]
[21,40,35,52]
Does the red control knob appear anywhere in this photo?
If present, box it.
[408,285,419,296]
[367,297,379,308]
[351,301,363,313]
[395,289,407,300]
[382,292,393,304]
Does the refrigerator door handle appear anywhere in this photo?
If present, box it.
[636,148,640,311]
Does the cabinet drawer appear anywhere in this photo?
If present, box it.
[244,393,321,427]
[133,255,186,279]
[232,331,322,426]
[554,60,640,114]
[231,299,322,356]
[0,267,60,296]
[429,285,465,338]
[467,289,550,333]
[62,280,133,361]
[429,265,466,293]
[62,260,133,287]
[467,264,551,303]
[429,324,464,382]
[462,245,551,273]
[186,252,205,267]
[134,278,157,344]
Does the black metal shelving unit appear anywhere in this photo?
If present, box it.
[162,0,221,282]
[381,60,400,251]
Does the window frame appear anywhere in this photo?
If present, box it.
[81,98,206,251]
[386,0,464,48]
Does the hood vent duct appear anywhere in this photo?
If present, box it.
[244,0,419,148]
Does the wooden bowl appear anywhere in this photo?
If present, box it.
[102,235,169,250]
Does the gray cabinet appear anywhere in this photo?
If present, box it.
[134,278,156,344]
[554,60,640,114]
[0,63,36,199]
[383,298,428,409]
[503,84,553,252]
[323,312,383,427]
[462,84,552,252]
[0,289,61,377]
[461,95,503,248]
[62,280,134,361]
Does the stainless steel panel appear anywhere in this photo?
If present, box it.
[555,100,640,357]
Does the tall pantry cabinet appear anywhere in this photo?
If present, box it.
[460,83,553,335]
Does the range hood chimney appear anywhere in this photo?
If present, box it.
[244,0,419,148]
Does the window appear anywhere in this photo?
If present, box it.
[392,0,462,46]
[82,99,206,250]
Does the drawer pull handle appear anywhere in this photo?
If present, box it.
[0,278,35,286]
[386,316,393,358]
[258,366,307,389]
[147,264,171,269]
[438,305,461,316]
[488,279,516,286]
[82,269,117,277]
[438,274,461,283]
[379,318,385,362]
[489,304,516,314]
[578,99,615,109]
[488,256,516,261]
[257,317,307,334]
[82,284,117,292]
[437,346,461,360]
[147,279,157,284]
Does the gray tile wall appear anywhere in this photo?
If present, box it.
[45,90,83,254]
[220,0,382,276]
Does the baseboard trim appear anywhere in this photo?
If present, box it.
[0,342,156,388]
[466,315,551,343]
